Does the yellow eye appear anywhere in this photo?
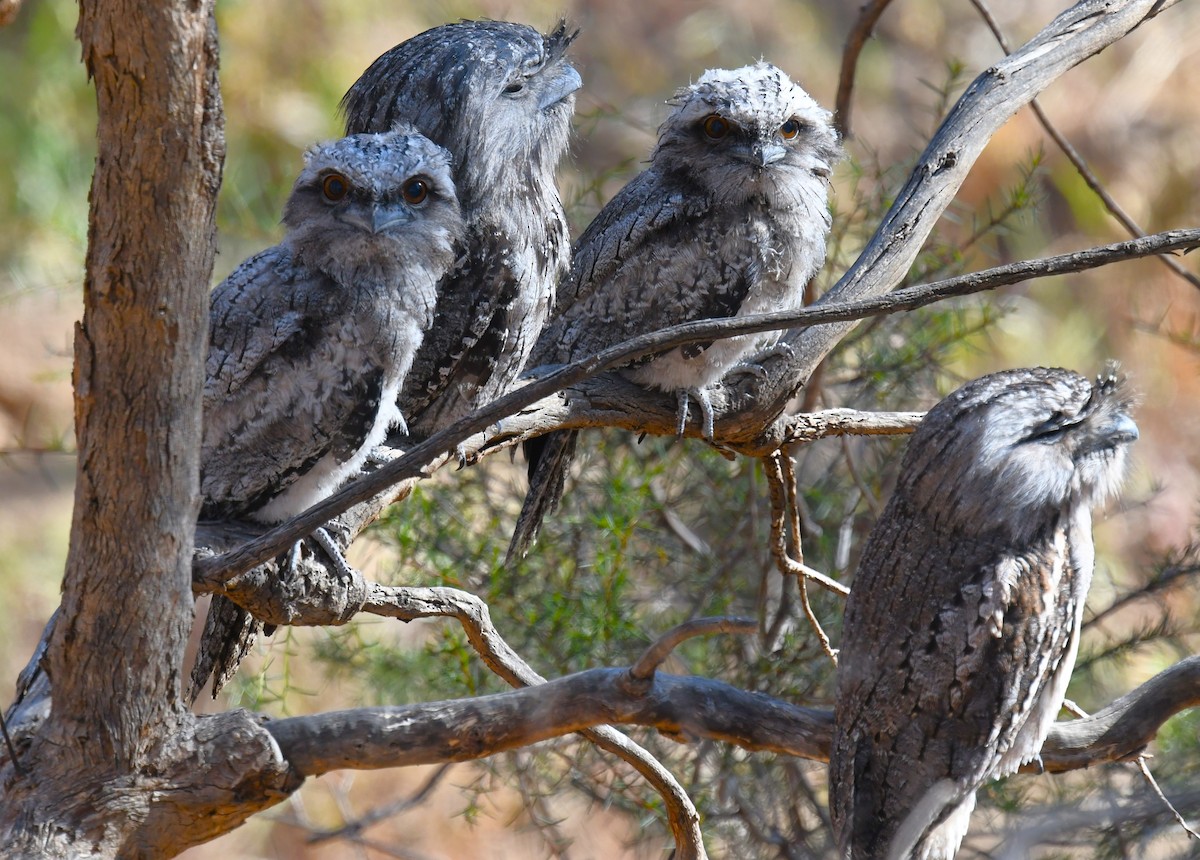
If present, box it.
[401,177,429,205]
[702,114,731,139]
[780,118,803,140]
[321,173,350,202]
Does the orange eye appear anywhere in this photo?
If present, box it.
[401,177,429,205]
[702,114,731,139]
[321,173,349,202]
[780,118,804,140]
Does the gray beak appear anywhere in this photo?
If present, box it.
[1107,412,1139,444]
[539,64,582,111]
[751,142,787,167]
[337,201,412,234]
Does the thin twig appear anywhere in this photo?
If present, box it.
[835,0,897,139]
[1061,698,1198,839]
[360,585,708,860]
[780,453,838,663]
[628,617,758,681]
[969,0,1200,292]
[1085,560,1200,630]
[1134,756,1200,840]
[758,455,800,652]
[0,711,24,776]
[307,763,453,844]
[763,453,849,599]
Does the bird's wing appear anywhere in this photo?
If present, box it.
[558,170,690,313]
[395,246,516,428]
[541,170,757,364]
[201,249,384,519]
[204,248,313,403]
[833,511,1079,857]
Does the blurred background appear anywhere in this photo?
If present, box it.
[2,0,1199,857]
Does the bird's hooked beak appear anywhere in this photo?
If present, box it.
[337,201,412,235]
[539,64,582,111]
[745,140,787,168]
[1105,412,1139,445]
[729,138,787,169]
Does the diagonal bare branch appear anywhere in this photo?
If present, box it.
[193,226,1200,592]
[968,0,1200,292]
[788,0,1185,390]
[834,0,897,139]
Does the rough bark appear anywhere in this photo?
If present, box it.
[0,3,296,857]
[265,656,1200,777]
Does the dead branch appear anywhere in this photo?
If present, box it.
[628,617,758,681]
[356,584,708,860]
[785,0,1185,391]
[1032,654,1200,774]
[968,0,1200,292]
[834,0,896,138]
[265,653,1200,779]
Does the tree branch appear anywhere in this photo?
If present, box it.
[968,0,1200,292]
[628,617,758,681]
[784,0,1185,392]
[834,0,896,139]
[1032,654,1200,774]
[266,654,1200,778]
[357,584,709,860]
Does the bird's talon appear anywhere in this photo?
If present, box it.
[286,541,304,576]
[727,362,769,382]
[693,387,716,440]
[675,391,691,438]
[312,526,358,583]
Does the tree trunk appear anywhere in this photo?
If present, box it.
[0,1,242,855]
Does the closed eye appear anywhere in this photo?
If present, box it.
[1024,410,1083,443]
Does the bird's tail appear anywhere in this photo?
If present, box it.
[188,595,262,701]
[887,780,976,860]
[505,430,579,564]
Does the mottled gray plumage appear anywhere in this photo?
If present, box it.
[192,130,462,697]
[341,20,579,436]
[509,62,841,561]
[829,367,1138,860]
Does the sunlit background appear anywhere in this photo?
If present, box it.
[2,1,1199,857]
